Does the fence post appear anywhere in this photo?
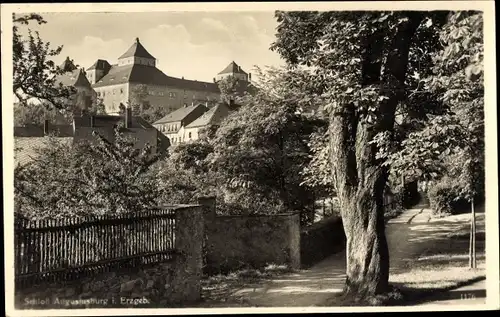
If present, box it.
[169,205,204,303]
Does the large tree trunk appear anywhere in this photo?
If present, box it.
[330,13,423,300]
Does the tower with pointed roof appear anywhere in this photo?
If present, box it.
[54,57,97,113]
[117,37,156,67]
[60,56,77,72]
[86,59,112,85]
[216,61,250,82]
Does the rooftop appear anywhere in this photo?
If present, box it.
[55,68,92,88]
[92,63,219,93]
[118,37,155,60]
[15,137,73,167]
[218,61,248,75]
[154,103,208,125]
[185,103,232,128]
[60,57,77,72]
[87,59,112,72]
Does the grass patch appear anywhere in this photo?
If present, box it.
[324,255,486,307]
[390,260,485,289]
[200,264,296,306]
[388,258,486,305]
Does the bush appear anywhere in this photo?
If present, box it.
[427,177,468,216]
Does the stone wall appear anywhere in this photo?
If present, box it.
[200,198,301,274]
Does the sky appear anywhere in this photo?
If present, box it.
[18,12,286,82]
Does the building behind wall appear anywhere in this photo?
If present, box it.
[55,57,97,113]
[153,103,209,145]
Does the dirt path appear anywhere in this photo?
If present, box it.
[200,205,485,307]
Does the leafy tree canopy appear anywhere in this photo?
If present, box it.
[13,14,76,110]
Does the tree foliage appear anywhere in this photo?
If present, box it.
[379,11,484,203]
[271,10,461,298]
[210,67,323,218]
[139,104,170,123]
[13,14,76,110]
[14,102,71,126]
[217,76,241,104]
[15,130,162,219]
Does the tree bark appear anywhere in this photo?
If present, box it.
[330,13,423,299]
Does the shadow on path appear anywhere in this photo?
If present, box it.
[200,206,486,307]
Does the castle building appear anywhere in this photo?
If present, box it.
[85,38,251,116]
[216,61,251,82]
[55,57,97,112]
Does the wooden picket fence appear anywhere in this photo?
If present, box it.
[14,208,178,288]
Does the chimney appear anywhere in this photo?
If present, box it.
[213,77,216,83]
[125,107,132,128]
[43,119,49,135]
[90,115,95,128]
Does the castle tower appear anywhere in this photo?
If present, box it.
[216,61,249,82]
[117,37,156,67]
[86,59,112,84]
[60,56,77,72]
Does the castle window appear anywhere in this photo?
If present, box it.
[159,92,164,96]
[188,132,192,139]
[120,88,124,94]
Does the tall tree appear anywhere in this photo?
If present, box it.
[129,84,151,115]
[271,11,450,300]
[13,14,75,110]
[217,76,242,105]
[140,104,170,123]
[210,67,322,221]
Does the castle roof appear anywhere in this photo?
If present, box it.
[92,64,220,93]
[118,37,155,60]
[60,57,77,72]
[154,104,208,125]
[87,59,112,72]
[185,103,231,128]
[218,61,247,75]
[55,68,92,88]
